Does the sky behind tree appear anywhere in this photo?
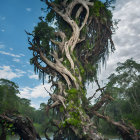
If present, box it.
[0,0,140,108]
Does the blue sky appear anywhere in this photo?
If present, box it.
[0,0,140,109]
[0,0,50,108]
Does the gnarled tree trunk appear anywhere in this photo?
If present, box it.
[28,0,139,139]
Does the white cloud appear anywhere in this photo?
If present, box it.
[0,43,5,49]
[19,53,25,57]
[27,70,38,80]
[30,100,46,109]
[15,69,26,74]
[0,51,21,57]
[13,58,20,62]
[30,103,40,109]
[99,0,140,81]
[0,66,25,80]
[26,8,32,12]
[29,74,38,80]
[19,83,51,99]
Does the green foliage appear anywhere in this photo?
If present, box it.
[62,58,71,69]
[66,116,81,127]
[98,119,116,135]
[33,21,54,56]
[90,0,105,17]
[0,79,20,114]
[89,0,113,20]
[105,59,140,129]
[67,88,78,95]
[33,123,43,134]
[58,88,88,129]
[66,88,81,106]
[59,105,64,112]
[97,59,140,136]
[46,9,55,23]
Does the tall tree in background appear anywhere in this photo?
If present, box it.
[0,79,20,140]
[0,79,19,114]
[28,0,139,139]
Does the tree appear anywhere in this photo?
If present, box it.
[27,0,139,140]
[0,79,20,140]
[0,79,20,114]
[0,79,41,140]
[105,59,140,129]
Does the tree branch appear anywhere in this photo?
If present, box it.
[91,94,114,111]
[93,111,139,140]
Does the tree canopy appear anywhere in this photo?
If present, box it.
[0,79,19,114]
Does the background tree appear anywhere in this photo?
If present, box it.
[27,0,139,140]
[103,59,140,129]
[0,79,20,140]
[0,79,20,114]
[0,79,41,140]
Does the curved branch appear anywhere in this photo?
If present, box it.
[50,39,63,51]
[64,42,75,70]
[88,86,106,101]
[62,73,72,89]
[79,1,91,31]
[48,51,79,89]
[50,94,66,109]
[51,31,66,53]
[91,94,114,111]
[76,6,83,19]
[93,111,139,140]
[54,31,66,42]
[46,0,80,55]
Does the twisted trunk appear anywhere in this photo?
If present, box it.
[28,0,139,139]
[34,1,103,139]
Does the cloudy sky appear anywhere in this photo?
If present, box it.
[0,0,140,108]
[87,0,140,99]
